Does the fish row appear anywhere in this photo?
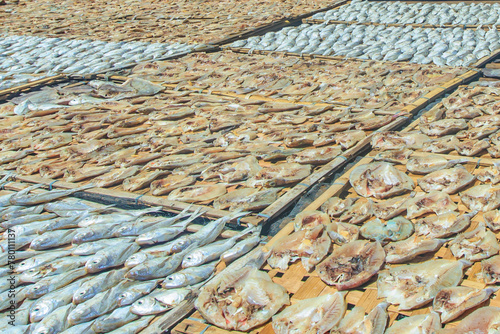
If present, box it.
[0,0,335,44]
[222,157,500,331]
[0,187,261,333]
[371,81,500,156]
[0,34,194,82]
[130,51,467,106]
[313,0,500,26]
[230,23,495,66]
[0,76,410,209]
[194,247,500,333]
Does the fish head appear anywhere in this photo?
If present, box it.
[113,225,134,237]
[85,254,112,273]
[125,252,150,268]
[156,289,189,307]
[31,324,54,334]
[15,258,36,272]
[30,235,51,250]
[118,290,141,307]
[73,285,95,305]
[72,229,96,244]
[29,299,55,323]
[131,296,166,315]
[181,251,204,268]
[27,282,49,299]
[68,303,94,326]
[18,267,42,283]
[162,273,186,288]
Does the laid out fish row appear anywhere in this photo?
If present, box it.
[0,72,421,212]
[191,153,500,332]
[230,23,496,67]
[373,80,500,159]
[0,0,337,44]
[131,51,467,108]
[0,72,48,92]
[0,34,194,84]
[313,0,500,26]
[0,184,261,334]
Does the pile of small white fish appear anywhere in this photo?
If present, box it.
[230,23,498,66]
[0,34,194,84]
[0,73,49,92]
[313,0,500,26]
[0,183,261,334]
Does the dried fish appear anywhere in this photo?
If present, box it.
[406,155,467,174]
[371,132,429,150]
[406,191,458,219]
[384,236,447,264]
[415,211,475,238]
[349,162,414,199]
[360,217,414,243]
[272,293,346,334]
[377,259,469,310]
[321,197,357,218]
[433,286,498,323]
[167,184,227,203]
[461,184,500,212]
[418,166,475,194]
[317,240,385,290]
[449,222,500,261]
[444,306,500,333]
[332,302,388,334]
[385,312,441,334]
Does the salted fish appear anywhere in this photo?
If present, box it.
[332,302,388,334]
[9,184,94,206]
[167,184,227,203]
[444,306,500,333]
[339,197,373,225]
[268,224,330,272]
[449,222,500,261]
[247,163,311,187]
[195,248,290,331]
[373,149,413,165]
[406,191,458,219]
[419,119,467,136]
[370,193,413,220]
[272,293,346,334]
[384,312,441,334]
[384,236,447,264]
[461,184,500,212]
[422,135,460,154]
[320,197,357,218]
[433,286,498,323]
[359,217,414,244]
[371,132,429,150]
[349,162,414,199]
[293,210,330,231]
[377,259,469,310]
[414,211,474,238]
[317,240,385,290]
[326,221,359,245]
[417,166,475,194]
[482,254,500,284]
[213,188,279,211]
[476,163,500,185]
[406,155,467,174]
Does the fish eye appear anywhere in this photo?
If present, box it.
[168,277,173,280]
[34,307,39,311]
[138,301,143,305]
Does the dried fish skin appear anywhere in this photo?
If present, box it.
[167,184,227,203]
[406,191,458,219]
[449,223,500,261]
[293,210,330,232]
[414,211,474,238]
[268,225,330,272]
[377,259,468,310]
[332,302,388,334]
[371,193,414,220]
[272,293,346,334]
[418,166,475,194]
[246,163,311,187]
[460,184,500,212]
[349,162,414,199]
[422,135,460,154]
[195,249,289,331]
[482,254,500,284]
[321,197,357,218]
[359,217,414,244]
[317,240,385,290]
[326,221,359,245]
[445,306,500,333]
[419,119,468,136]
[384,236,447,264]
[373,149,413,165]
[433,286,498,323]
[385,312,441,334]
[406,155,467,174]
[371,132,429,150]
